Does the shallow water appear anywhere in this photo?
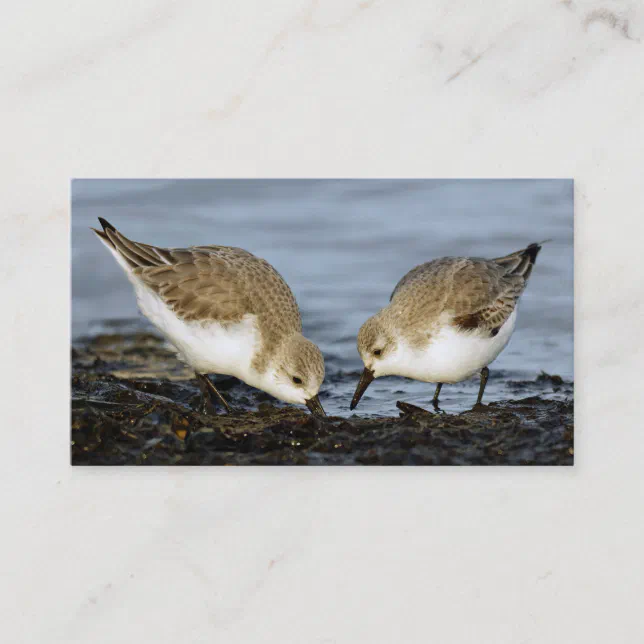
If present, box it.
[72,179,573,418]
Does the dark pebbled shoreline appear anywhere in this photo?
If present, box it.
[71,332,574,466]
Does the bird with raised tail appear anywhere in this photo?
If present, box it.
[350,242,546,411]
[93,218,326,417]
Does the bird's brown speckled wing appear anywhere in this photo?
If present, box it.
[390,243,542,336]
[94,219,302,344]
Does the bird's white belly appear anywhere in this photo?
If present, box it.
[391,309,517,384]
[134,284,261,378]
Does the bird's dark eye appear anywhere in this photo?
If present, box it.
[374,349,382,356]
[292,376,303,384]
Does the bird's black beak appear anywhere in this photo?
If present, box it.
[305,395,327,418]
[350,367,375,410]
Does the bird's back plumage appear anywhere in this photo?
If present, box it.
[388,242,543,339]
[93,218,302,357]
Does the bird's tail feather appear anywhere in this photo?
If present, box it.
[493,239,550,281]
[91,218,170,270]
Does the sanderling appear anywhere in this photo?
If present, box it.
[93,218,326,417]
[350,242,546,411]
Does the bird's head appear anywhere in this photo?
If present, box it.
[267,333,326,417]
[351,315,398,410]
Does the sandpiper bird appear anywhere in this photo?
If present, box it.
[93,218,326,417]
[350,242,545,411]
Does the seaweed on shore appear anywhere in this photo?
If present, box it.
[71,332,573,466]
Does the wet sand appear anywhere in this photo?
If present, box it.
[71,332,574,466]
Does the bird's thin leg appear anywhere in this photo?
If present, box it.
[432,383,443,408]
[476,367,489,406]
[196,373,232,414]
[196,374,217,415]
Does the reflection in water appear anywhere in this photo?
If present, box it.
[72,179,573,417]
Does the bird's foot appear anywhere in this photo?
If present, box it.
[431,398,445,413]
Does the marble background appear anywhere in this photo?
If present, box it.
[2,0,643,642]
